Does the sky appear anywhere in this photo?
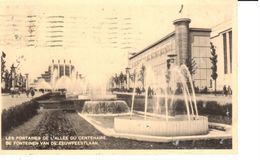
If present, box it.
[0,0,234,85]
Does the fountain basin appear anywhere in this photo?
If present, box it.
[114,115,208,137]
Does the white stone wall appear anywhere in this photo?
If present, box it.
[190,31,211,89]
[128,36,175,88]
[128,29,212,89]
[210,20,232,91]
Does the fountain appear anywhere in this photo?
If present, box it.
[37,75,89,110]
[54,75,72,91]
[88,85,116,100]
[81,82,120,114]
[35,78,52,90]
[114,64,208,137]
[51,74,88,98]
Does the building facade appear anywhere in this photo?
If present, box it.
[210,20,232,90]
[128,18,212,89]
[35,59,84,87]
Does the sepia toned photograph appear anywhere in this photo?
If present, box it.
[0,0,236,153]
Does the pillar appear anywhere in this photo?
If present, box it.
[125,67,130,89]
[25,73,29,90]
[51,60,54,87]
[10,64,16,89]
[58,59,60,78]
[69,60,71,78]
[64,59,66,76]
[173,18,191,65]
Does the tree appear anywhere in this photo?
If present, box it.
[129,70,136,86]
[113,74,120,89]
[3,69,10,91]
[1,51,6,82]
[185,57,197,91]
[123,74,127,84]
[109,76,115,91]
[186,57,197,76]
[17,73,23,89]
[119,71,125,89]
[139,65,145,88]
[210,42,218,95]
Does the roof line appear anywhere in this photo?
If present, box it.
[129,27,211,60]
[210,27,232,39]
[129,31,175,60]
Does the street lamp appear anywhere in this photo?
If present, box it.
[25,73,29,90]
[125,67,131,90]
[10,64,16,90]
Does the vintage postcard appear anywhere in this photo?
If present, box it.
[0,0,237,154]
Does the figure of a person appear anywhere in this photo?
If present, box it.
[227,86,232,95]
[31,89,35,97]
[26,89,30,97]
[148,86,152,97]
[223,85,227,96]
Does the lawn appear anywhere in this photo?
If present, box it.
[2,110,232,150]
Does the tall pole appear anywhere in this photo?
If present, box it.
[69,60,71,78]
[51,60,54,89]
[64,59,66,76]
[125,67,130,90]
[58,59,60,78]
[10,64,16,89]
[25,73,29,90]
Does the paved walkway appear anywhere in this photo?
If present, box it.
[1,92,43,110]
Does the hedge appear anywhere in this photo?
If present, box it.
[1,93,51,135]
[81,100,129,114]
[116,94,232,117]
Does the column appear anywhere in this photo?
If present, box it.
[25,73,29,90]
[58,59,60,78]
[64,59,66,76]
[173,18,191,65]
[69,60,71,78]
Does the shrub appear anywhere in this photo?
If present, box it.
[1,93,52,135]
[115,93,232,117]
[1,101,38,135]
[81,101,129,114]
[74,100,87,112]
